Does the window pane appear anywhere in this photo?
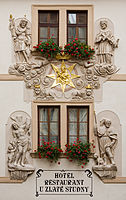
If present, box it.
[78,13,87,24]
[40,38,48,42]
[79,108,88,122]
[68,13,76,24]
[50,123,58,135]
[78,27,86,39]
[52,38,58,44]
[79,136,87,143]
[39,136,48,145]
[40,27,48,38]
[39,108,48,121]
[42,136,48,142]
[79,123,87,135]
[69,109,77,122]
[50,136,58,144]
[69,123,77,135]
[68,27,76,38]
[50,13,58,23]
[39,13,48,23]
[50,27,58,38]
[50,107,59,121]
[40,123,48,135]
[79,39,86,43]
[69,136,77,144]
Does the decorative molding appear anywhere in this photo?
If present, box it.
[108,74,126,81]
[0,74,23,81]
[103,177,126,184]
[0,177,23,183]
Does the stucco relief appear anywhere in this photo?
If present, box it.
[93,110,122,179]
[8,16,119,102]
[7,111,34,181]
[94,18,119,77]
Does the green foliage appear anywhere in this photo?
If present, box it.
[65,139,91,168]
[33,38,61,59]
[33,38,95,60]
[35,140,63,162]
[64,38,95,59]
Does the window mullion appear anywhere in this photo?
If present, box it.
[48,108,50,142]
[77,108,79,139]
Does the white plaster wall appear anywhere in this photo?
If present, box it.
[95,81,126,177]
[0,159,126,200]
[0,0,126,200]
[0,81,31,176]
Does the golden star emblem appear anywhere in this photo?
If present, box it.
[47,60,80,93]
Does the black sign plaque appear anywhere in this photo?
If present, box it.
[35,169,93,197]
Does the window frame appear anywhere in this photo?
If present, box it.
[32,101,94,152]
[38,10,59,44]
[38,105,60,146]
[32,5,94,49]
[67,10,88,43]
[67,106,89,144]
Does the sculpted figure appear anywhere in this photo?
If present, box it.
[8,116,31,168]
[94,118,117,166]
[9,16,31,63]
[95,20,119,64]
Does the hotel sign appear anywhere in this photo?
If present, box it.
[35,169,93,197]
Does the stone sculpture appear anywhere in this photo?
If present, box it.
[93,116,118,179]
[7,112,34,181]
[9,15,31,63]
[8,16,119,102]
[94,18,119,77]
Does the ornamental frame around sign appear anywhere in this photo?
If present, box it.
[35,169,93,197]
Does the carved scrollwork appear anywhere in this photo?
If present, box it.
[72,78,85,90]
[41,76,54,88]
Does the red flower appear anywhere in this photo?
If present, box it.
[41,49,43,52]
[54,48,56,51]
[81,166,84,168]
[75,38,78,40]
[46,43,49,46]
[52,43,55,45]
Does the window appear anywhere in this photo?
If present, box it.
[38,106,60,145]
[32,102,94,151]
[67,11,88,43]
[67,106,89,144]
[32,5,93,48]
[38,11,59,44]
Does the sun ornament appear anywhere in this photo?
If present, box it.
[47,60,80,93]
